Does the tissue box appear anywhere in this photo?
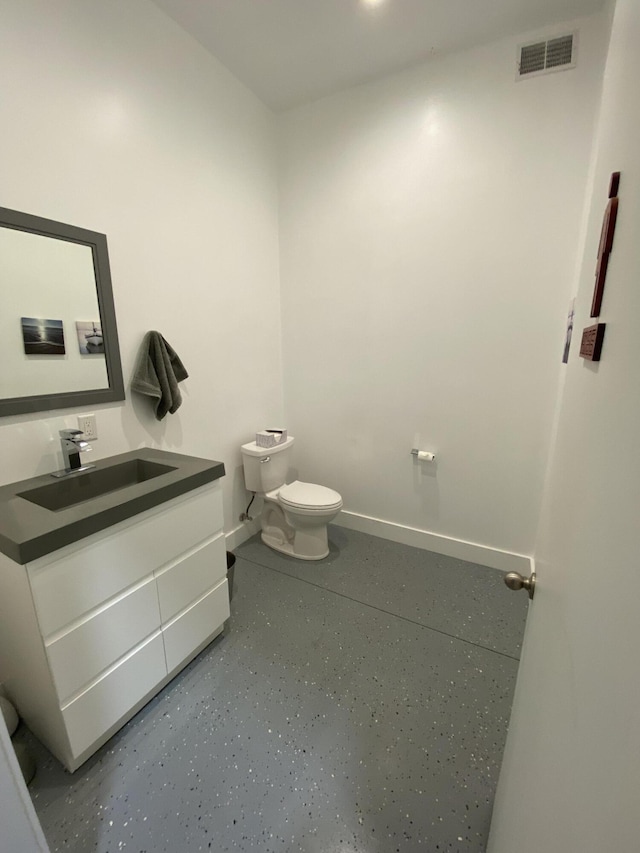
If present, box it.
[256,429,288,448]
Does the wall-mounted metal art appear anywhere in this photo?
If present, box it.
[591,171,620,318]
[579,322,606,362]
[579,172,620,363]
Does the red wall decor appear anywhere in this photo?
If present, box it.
[591,171,620,317]
[579,322,606,362]
[608,171,620,198]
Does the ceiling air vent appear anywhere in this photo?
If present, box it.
[517,33,576,79]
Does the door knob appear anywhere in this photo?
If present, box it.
[504,571,536,600]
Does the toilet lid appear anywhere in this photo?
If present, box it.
[279,481,342,510]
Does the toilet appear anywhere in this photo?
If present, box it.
[241,436,342,560]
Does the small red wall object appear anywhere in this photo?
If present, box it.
[579,323,606,361]
[591,172,620,317]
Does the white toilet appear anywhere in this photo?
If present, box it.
[241,436,342,560]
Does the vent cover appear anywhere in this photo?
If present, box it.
[518,33,576,79]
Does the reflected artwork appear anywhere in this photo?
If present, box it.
[76,321,104,354]
[21,317,65,355]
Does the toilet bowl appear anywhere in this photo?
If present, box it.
[241,438,342,561]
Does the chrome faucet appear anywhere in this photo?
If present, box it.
[53,429,95,477]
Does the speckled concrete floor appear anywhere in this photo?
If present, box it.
[23,526,527,853]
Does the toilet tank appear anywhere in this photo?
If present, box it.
[241,436,295,493]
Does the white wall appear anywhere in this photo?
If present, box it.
[277,13,609,560]
[0,0,283,533]
[488,0,640,849]
[0,4,611,564]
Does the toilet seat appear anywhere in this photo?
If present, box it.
[278,480,342,512]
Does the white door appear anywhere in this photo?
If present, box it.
[488,2,640,851]
[0,714,49,852]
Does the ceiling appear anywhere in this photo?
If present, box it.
[152,0,605,111]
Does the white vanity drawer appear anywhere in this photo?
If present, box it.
[156,533,226,624]
[62,632,166,760]
[29,482,223,637]
[45,577,161,704]
[163,579,230,674]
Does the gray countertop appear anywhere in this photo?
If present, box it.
[0,448,225,565]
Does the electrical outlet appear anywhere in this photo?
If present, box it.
[77,413,98,440]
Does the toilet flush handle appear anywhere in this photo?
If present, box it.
[260,456,271,464]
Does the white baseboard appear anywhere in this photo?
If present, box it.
[334,510,533,574]
[225,518,260,552]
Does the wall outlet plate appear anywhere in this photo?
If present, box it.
[77,413,98,440]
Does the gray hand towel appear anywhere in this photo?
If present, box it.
[131,331,189,421]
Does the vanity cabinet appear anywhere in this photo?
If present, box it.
[0,480,229,772]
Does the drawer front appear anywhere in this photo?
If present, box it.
[29,482,222,637]
[46,577,161,704]
[62,633,166,759]
[163,579,230,674]
[156,534,226,624]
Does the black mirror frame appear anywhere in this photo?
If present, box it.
[0,207,125,417]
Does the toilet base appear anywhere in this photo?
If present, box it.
[259,497,334,561]
[261,531,329,561]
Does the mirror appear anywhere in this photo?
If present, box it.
[0,207,124,416]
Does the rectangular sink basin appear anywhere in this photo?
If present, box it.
[19,459,177,512]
